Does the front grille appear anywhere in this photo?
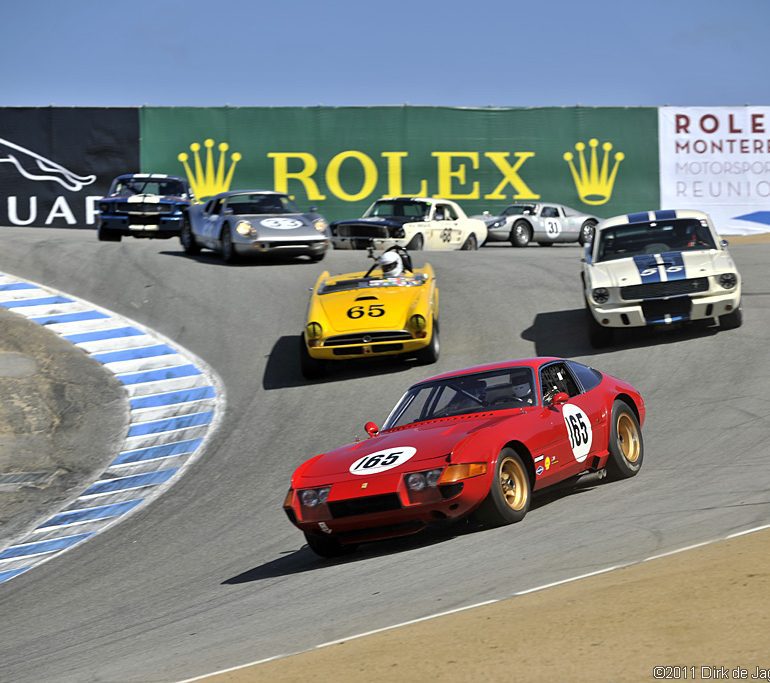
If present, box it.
[336,224,391,239]
[641,297,691,319]
[115,202,175,214]
[128,215,162,226]
[332,343,404,356]
[325,331,412,346]
[328,493,402,518]
[621,278,708,300]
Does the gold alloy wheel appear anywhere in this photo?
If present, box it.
[499,456,528,511]
[617,413,641,463]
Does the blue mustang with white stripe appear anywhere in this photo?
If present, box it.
[582,209,743,347]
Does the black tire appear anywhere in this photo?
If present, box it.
[299,334,326,379]
[304,532,357,558]
[407,233,424,251]
[578,220,597,246]
[605,401,644,481]
[221,225,237,263]
[719,306,742,330]
[538,241,554,247]
[460,233,478,251]
[510,220,532,248]
[97,228,121,242]
[414,320,440,364]
[473,447,531,526]
[586,305,613,348]
[179,217,200,255]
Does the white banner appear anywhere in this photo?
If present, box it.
[659,106,770,234]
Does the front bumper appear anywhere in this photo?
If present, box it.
[306,327,432,360]
[284,466,489,543]
[234,238,329,256]
[98,215,184,238]
[588,288,741,327]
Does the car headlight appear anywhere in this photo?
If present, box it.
[306,322,323,340]
[314,218,328,233]
[491,220,504,229]
[236,220,256,237]
[718,272,737,289]
[592,288,610,304]
[405,469,443,491]
[408,314,427,335]
[393,227,405,238]
[299,487,330,507]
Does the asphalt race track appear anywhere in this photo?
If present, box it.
[1,228,768,683]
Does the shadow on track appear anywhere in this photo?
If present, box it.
[159,249,323,267]
[222,482,600,585]
[263,335,415,390]
[521,308,719,358]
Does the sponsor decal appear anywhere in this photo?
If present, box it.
[349,446,417,475]
[0,138,96,191]
[318,521,332,534]
[536,465,544,476]
[177,139,242,199]
[563,138,625,206]
[562,404,593,462]
[545,455,557,470]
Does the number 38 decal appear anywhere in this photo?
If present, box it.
[561,404,593,462]
[347,304,385,319]
[349,446,417,475]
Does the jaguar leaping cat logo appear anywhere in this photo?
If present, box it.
[0,137,96,192]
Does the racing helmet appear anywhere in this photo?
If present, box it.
[377,251,404,277]
[510,373,532,400]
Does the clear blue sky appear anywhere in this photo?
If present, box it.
[2,0,768,107]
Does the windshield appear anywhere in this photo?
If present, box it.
[383,367,537,429]
[365,200,430,221]
[596,218,717,262]
[225,194,299,215]
[114,178,186,196]
[503,204,535,216]
[319,274,427,294]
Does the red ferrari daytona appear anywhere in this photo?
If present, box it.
[284,357,645,557]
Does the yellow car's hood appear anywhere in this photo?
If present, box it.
[318,284,422,331]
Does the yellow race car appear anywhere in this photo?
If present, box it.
[300,247,439,378]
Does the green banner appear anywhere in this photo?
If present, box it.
[141,106,659,222]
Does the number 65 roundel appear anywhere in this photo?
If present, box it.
[349,446,417,475]
[561,404,593,462]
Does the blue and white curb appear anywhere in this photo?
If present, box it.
[0,272,225,584]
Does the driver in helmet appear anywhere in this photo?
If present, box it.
[376,250,404,278]
[510,372,534,405]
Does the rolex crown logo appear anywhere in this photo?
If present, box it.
[177,139,242,199]
[563,138,624,206]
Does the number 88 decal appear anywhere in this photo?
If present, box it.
[561,404,592,462]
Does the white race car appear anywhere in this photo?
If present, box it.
[583,209,742,347]
[331,197,487,251]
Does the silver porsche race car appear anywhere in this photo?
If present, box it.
[182,190,331,262]
[475,202,599,247]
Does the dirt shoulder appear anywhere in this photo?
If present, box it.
[209,528,770,682]
[723,232,770,244]
[0,308,127,547]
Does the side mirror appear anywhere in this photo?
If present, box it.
[552,392,569,406]
[364,421,379,437]
[720,239,729,248]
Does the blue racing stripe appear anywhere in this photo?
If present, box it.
[127,411,213,437]
[64,326,145,343]
[632,254,662,283]
[1,295,73,308]
[627,212,650,223]
[660,251,687,281]
[30,310,109,325]
[92,344,176,364]
[37,499,143,528]
[83,469,177,496]
[129,386,216,409]
[118,364,201,385]
[0,533,94,560]
[0,567,30,583]
[112,438,204,465]
[0,282,38,291]
[655,209,677,220]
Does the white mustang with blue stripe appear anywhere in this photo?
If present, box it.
[582,209,742,347]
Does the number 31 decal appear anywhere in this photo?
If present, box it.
[347,304,385,319]
[561,404,593,462]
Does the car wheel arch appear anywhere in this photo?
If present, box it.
[498,440,535,486]
[614,393,641,423]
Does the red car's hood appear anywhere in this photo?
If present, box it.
[298,410,524,480]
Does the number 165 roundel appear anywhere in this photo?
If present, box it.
[283,357,646,557]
